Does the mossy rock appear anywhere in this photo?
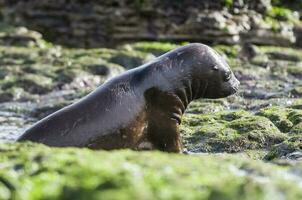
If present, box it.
[250,55,269,67]
[214,45,239,59]
[54,68,86,86]
[0,87,34,102]
[259,46,302,61]
[18,74,54,94]
[256,107,294,132]
[265,135,302,160]
[181,110,287,153]
[290,86,302,97]
[84,60,125,77]
[267,6,300,23]
[1,73,53,95]
[0,143,302,200]
[186,99,227,114]
[290,122,302,134]
[0,24,45,47]
[289,98,302,109]
[0,28,126,100]
[109,50,154,69]
[287,65,302,78]
[129,42,181,56]
[257,106,302,134]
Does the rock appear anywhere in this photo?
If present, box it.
[181,110,287,153]
[241,26,296,46]
[109,51,154,69]
[257,106,302,135]
[267,52,301,62]
[287,64,302,78]
[291,86,302,97]
[265,136,302,160]
[0,26,43,47]
[239,43,260,60]
[294,25,302,47]
[0,142,302,199]
[0,0,299,47]
[282,151,302,160]
[18,74,53,94]
[0,90,14,102]
[247,0,272,14]
[256,107,298,133]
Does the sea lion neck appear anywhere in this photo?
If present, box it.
[141,51,205,109]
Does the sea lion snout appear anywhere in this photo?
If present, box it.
[222,67,240,93]
[223,73,240,96]
[191,44,239,99]
[205,72,239,98]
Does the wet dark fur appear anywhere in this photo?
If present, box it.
[17,43,240,152]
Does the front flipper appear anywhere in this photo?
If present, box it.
[144,87,184,153]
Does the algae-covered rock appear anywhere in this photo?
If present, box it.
[0,143,301,200]
[257,107,294,132]
[128,42,181,56]
[0,33,126,102]
[185,99,228,114]
[109,49,154,69]
[181,110,287,153]
[287,64,302,78]
[18,74,53,94]
[265,136,302,160]
[289,98,302,110]
[0,25,44,47]
[257,106,302,134]
[291,86,302,97]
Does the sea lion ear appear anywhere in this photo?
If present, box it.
[212,65,219,71]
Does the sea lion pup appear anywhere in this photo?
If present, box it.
[17,43,240,152]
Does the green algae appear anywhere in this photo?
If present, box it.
[258,46,302,61]
[287,65,302,78]
[185,99,228,114]
[109,50,153,69]
[256,106,302,134]
[265,136,302,160]
[289,98,302,109]
[244,150,268,160]
[0,37,125,101]
[214,45,239,59]
[257,107,294,132]
[0,142,301,200]
[267,6,300,23]
[0,15,301,200]
[181,110,287,153]
[291,86,302,97]
[127,42,181,56]
[223,0,233,8]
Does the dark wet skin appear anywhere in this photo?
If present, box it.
[17,43,240,153]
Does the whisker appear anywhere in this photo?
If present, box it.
[201,81,208,98]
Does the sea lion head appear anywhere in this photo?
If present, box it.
[188,44,240,99]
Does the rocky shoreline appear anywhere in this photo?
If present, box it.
[0,0,301,48]
[0,14,301,199]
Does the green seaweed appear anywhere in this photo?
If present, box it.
[265,136,302,160]
[0,143,301,200]
[181,110,287,153]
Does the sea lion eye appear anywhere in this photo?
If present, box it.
[224,71,232,82]
[212,65,219,71]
